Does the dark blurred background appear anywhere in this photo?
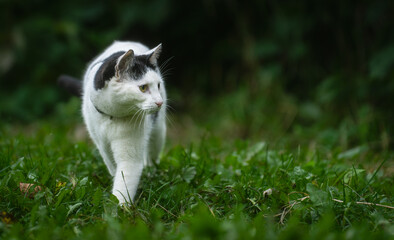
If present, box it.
[1,0,393,149]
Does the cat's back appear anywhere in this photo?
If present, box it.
[96,41,149,62]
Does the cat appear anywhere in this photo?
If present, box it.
[58,41,167,204]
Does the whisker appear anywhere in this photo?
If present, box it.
[165,112,175,128]
[139,110,146,130]
[159,57,174,80]
[161,67,174,75]
[138,110,145,129]
[128,108,138,125]
[139,110,145,129]
[128,109,137,126]
[127,106,137,115]
[164,98,174,103]
[160,68,174,79]
[165,104,176,113]
[159,56,174,73]
[130,109,142,127]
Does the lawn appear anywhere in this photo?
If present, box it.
[0,99,393,240]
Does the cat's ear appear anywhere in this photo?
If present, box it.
[115,49,134,78]
[148,43,162,66]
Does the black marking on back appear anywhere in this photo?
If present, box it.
[94,51,125,90]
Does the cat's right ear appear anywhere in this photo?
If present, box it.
[115,49,134,78]
[148,43,162,66]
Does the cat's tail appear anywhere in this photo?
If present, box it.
[57,75,83,98]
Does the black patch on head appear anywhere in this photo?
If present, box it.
[94,51,126,90]
[129,54,158,80]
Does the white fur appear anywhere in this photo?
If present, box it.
[82,41,166,204]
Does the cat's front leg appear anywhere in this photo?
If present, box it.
[111,139,145,204]
[97,142,116,176]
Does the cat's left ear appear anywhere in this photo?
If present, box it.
[148,43,162,66]
[115,49,134,78]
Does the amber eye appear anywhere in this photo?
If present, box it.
[139,84,148,92]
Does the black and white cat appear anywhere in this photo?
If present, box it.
[59,41,167,204]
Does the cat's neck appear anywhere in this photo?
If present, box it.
[92,101,151,131]
[93,104,114,120]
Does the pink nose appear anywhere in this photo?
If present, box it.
[155,101,163,107]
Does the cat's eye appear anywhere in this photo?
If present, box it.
[158,83,161,89]
[139,84,148,92]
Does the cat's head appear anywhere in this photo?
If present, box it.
[94,44,165,117]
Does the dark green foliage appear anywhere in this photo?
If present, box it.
[1,0,393,146]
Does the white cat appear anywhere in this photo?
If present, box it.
[78,41,167,204]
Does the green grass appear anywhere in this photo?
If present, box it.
[0,105,393,239]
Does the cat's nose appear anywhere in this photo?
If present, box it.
[155,101,163,107]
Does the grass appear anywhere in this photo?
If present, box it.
[0,99,393,239]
